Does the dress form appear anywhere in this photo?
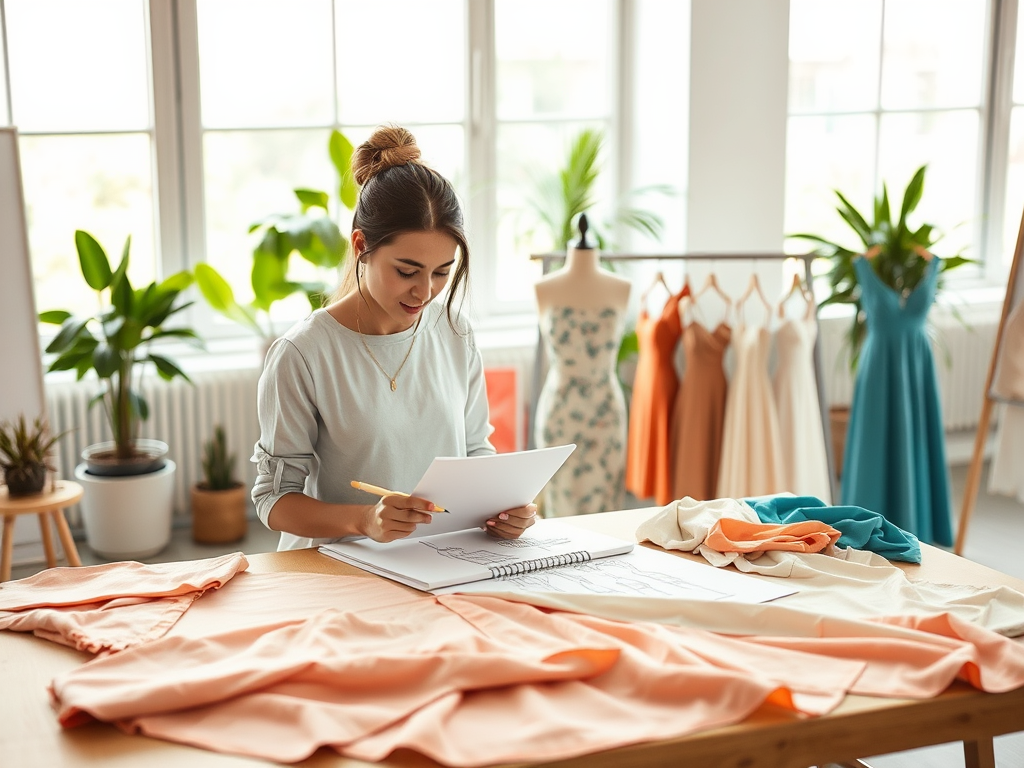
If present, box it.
[533,215,632,517]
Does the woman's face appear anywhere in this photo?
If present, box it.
[357,229,458,334]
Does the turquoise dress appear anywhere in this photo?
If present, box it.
[840,256,953,546]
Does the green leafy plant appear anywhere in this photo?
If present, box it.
[39,231,200,461]
[526,128,671,251]
[200,425,239,491]
[196,129,358,339]
[0,414,66,496]
[788,165,974,370]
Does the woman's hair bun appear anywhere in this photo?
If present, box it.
[352,125,422,186]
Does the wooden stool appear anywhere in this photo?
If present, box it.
[0,481,84,581]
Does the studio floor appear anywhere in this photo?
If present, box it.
[7,461,1023,768]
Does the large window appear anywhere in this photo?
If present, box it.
[4,0,680,341]
[786,0,990,276]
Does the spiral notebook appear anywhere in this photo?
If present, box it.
[319,518,635,592]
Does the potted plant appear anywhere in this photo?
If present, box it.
[788,164,974,470]
[39,230,201,558]
[0,414,65,497]
[195,129,356,353]
[191,425,247,544]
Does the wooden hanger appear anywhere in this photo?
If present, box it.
[777,272,815,320]
[694,271,732,307]
[640,269,672,310]
[737,272,772,321]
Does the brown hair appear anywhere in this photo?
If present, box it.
[332,125,469,330]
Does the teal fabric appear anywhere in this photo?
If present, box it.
[743,494,922,563]
[839,257,953,546]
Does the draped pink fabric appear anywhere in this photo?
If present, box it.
[42,573,1024,766]
[0,553,248,653]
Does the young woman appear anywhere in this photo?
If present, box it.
[252,125,536,550]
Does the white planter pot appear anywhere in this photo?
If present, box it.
[74,460,176,560]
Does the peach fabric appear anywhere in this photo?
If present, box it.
[46,575,1024,766]
[705,517,841,554]
[0,552,248,653]
[50,577,862,765]
[670,321,731,501]
[626,288,686,505]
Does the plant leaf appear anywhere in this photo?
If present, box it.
[75,230,113,291]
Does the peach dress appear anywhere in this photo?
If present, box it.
[626,290,686,504]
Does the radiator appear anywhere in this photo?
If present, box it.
[45,368,262,520]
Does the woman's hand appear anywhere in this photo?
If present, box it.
[362,495,437,543]
[485,503,538,539]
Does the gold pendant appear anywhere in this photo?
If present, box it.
[390,379,397,392]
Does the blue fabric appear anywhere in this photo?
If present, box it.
[839,257,954,547]
[743,494,922,563]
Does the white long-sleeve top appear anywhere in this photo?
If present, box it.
[251,302,495,551]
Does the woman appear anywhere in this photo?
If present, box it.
[252,125,536,550]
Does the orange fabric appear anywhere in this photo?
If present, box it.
[671,322,731,500]
[0,553,248,653]
[626,288,686,504]
[483,367,519,453]
[705,517,841,554]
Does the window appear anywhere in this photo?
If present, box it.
[4,0,157,320]
[785,0,996,279]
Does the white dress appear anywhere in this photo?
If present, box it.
[535,306,628,517]
[988,302,1024,503]
[772,317,832,503]
[716,323,785,498]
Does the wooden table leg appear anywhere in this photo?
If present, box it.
[37,511,57,568]
[964,737,996,768]
[1,515,15,582]
[52,509,82,567]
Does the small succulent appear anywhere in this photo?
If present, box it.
[201,425,239,491]
[0,415,65,496]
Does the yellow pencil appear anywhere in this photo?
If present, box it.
[350,481,447,512]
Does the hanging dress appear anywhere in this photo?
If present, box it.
[625,291,685,505]
[988,301,1024,504]
[840,256,953,546]
[535,306,629,516]
[717,318,785,499]
[670,316,731,501]
[772,316,832,503]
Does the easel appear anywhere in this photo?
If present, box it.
[954,206,1024,555]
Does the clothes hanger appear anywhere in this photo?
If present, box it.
[737,272,772,323]
[695,271,732,307]
[639,269,673,311]
[777,272,815,320]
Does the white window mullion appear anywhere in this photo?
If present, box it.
[174,0,208,271]
[149,0,185,275]
[467,0,498,313]
[614,0,633,251]
[983,0,1017,280]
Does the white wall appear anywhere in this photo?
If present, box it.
[685,0,790,297]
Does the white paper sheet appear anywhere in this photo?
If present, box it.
[405,444,576,537]
[434,544,797,604]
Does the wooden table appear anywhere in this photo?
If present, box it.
[0,481,83,581]
[2,507,1023,768]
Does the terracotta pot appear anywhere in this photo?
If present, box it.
[191,483,248,544]
[829,405,851,479]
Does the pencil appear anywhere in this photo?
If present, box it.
[350,481,447,512]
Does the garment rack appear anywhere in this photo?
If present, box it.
[527,250,838,505]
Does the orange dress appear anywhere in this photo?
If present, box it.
[626,288,687,504]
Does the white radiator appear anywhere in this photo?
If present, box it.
[45,368,262,520]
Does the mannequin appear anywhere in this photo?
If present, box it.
[533,214,631,516]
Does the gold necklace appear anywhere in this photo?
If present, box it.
[355,304,421,392]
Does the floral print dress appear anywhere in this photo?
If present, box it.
[535,306,629,516]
